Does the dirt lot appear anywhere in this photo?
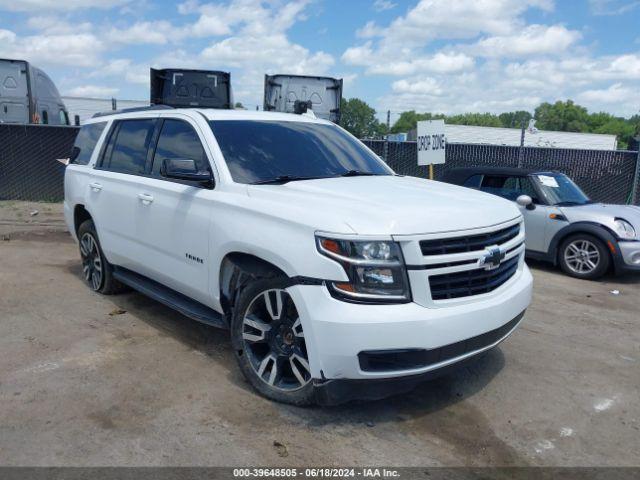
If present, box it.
[0,201,638,467]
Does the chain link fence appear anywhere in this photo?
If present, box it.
[1,124,639,205]
[0,124,78,202]
[363,140,640,205]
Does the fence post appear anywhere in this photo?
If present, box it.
[517,120,525,168]
[631,148,640,205]
[383,109,390,162]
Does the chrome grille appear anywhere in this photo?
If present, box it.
[420,223,520,256]
[429,255,519,300]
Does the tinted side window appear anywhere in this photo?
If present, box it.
[72,122,107,165]
[463,174,483,188]
[152,119,208,175]
[480,175,539,202]
[107,119,156,175]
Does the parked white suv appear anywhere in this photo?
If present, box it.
[64,108,533,405]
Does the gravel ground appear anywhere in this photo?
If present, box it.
[0,201,638,467]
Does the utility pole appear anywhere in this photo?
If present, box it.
[111,98,117,111]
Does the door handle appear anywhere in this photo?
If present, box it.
[137,193,154,205]
[89,182,102,192]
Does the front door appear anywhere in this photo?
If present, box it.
[132,117,213,305]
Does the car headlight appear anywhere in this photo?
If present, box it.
[316,236,411,303]
[614,218,636,240]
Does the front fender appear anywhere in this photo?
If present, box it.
[548,221,625,272]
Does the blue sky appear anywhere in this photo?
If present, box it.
[1,0,639,122]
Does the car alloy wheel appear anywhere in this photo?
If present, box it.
[79,232,103,291]
[563,239,600,275]
[241,289,311,391]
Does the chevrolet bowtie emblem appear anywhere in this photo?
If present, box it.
[479,246,505,270]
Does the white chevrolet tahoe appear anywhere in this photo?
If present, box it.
[64,107,533,405]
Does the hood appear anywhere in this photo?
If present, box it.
[247,175,521,236]
[561,203,640,234]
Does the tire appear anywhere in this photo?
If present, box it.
[558,233,610,280]
[230,276,315,406]
[77,219,123,295]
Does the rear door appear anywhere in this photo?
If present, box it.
[130,116,213,304]
[0,60,29,123]
[479,174,550,253]
[87,117,158,270]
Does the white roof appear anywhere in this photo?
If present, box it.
[444,124,618,150]
[73,102,330,125]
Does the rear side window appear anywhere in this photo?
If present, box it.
[72,122,107,165]
[105,119,156,175]
[151,119,208,175]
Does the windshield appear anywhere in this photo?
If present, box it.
[209,120,392,184]
[531,173,591,206]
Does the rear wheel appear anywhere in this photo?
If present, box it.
[77,220,122,294]
[558,234,610,280]
[231,277,314,405]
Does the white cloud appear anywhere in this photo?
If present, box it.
[343,45,474,75]
[588,0,640,15]
[471,24,582,58]
[578,83,634,104]
[106,21,179,45]
[606,54,640,79]
[369,0,555,51]
[26,15,93,34]
[65,85,119,97]
[342,0,558,77]
[392,77,442,95]
[356,21,382,39]
[90,59,150,85]
[0,28,104,67]
[373,0,397,11]
[0,0,131,11]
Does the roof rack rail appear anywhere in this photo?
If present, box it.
[92,104,174,118]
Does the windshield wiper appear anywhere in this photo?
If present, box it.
[555,200,590,206]
[250,175,329,185]
[339,170,379,177]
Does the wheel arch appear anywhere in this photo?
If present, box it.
[548,221,621,269]
[73,204,92,235]
[219,252,289,325]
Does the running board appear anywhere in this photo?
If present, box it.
[113,267,227,329]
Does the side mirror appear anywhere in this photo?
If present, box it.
[516,194,535,210]
[69,146,81,163]
[161,158,213,187]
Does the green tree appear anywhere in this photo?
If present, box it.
[447,112,502,127]
[234,101,245,109]
[499,111,533,128]
[534,100,590,132]
[339,98,384,138]
[390,111,445,133]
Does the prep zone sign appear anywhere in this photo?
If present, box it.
[417,120,446,165]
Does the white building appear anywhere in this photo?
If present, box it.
[443,124,618,150]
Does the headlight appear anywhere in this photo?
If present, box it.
[316,236,410,303]
[614,218,636,240]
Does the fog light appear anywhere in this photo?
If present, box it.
[631,252,640,265]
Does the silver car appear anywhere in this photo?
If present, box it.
[443,167,640,279]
